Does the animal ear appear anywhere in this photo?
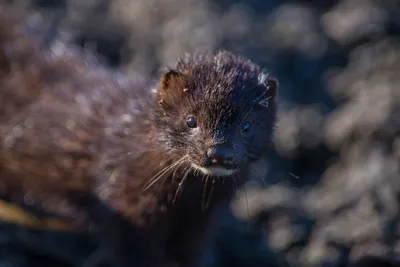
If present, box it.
[265,77,278,99]
[258,72,278,99]
[157,70,190,110]
[159,70,188,94]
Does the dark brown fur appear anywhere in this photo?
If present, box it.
[0,4,278,267]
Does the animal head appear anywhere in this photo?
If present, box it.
[155,51,278,177]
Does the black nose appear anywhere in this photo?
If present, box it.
[206,144,235,168]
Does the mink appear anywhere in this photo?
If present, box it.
[0,4,279,267]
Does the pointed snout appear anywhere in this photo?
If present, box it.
[205,144,236,169]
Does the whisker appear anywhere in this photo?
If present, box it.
[201,175,209,211]
[241,108,253,124]
[159,155,188,178]
[172,165,191,204]
[143,162,177,191]
[232,173,239,191]
[200,172,208,210]
[250,166,267,187]
[288,172,300,179]
[172,159,187,180]
[141,156,186,192]
[205,176,215,210]
[155,161,187,204]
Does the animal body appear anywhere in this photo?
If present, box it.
[0,4,278,267]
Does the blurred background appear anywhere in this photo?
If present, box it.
[0,0,400,266]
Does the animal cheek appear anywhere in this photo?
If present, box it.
[232,141,244,155]
[245,133,255,143]
[186,147,204,163]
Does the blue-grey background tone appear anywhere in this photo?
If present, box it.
[1,0,400,266]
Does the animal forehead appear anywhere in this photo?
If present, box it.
[196,93,243,124]
[190,81,265,115]
[190,70,260,98]
[180,53,260,86]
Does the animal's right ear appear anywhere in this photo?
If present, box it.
[157,70,190,109]
[159,70,188,94]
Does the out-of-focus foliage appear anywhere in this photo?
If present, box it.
[1,0,400,266]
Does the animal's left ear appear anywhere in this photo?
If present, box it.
[258,73,278,100]
[265,77,278,99]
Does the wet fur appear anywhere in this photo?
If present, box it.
[0,4,278,267]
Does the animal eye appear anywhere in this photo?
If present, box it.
[186,116,197,128]
[242,122,251,133]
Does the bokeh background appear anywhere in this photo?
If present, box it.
[1,0,400,266]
